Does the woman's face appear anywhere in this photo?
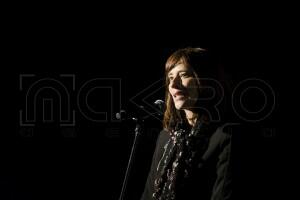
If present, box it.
[168,63,199,110]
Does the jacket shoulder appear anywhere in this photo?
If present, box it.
[210,123,238,148]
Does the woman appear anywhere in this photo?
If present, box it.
[141,47,233,200]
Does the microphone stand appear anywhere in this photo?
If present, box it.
[118,101,165,200]
[118,117,144,200]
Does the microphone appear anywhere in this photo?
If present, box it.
[118,100,165,200]
[116,99,165,121]
[154,99,165,116]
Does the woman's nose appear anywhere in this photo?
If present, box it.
[170,75,182,88]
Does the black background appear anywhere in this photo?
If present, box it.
[2,5,284,200]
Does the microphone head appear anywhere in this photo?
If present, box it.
[116,100,165,122]
[154,99,165,115]
[154,99,164,105]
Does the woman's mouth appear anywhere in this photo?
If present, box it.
[173,91,185,98]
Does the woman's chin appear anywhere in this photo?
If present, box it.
[174,101,186,110]
[175,100,197,110]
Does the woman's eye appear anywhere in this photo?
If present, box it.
[169,76,174,81]
[180,73,188,78]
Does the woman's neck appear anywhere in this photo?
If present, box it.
[184,109,198,127]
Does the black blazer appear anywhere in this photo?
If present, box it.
[141,123,233,200]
